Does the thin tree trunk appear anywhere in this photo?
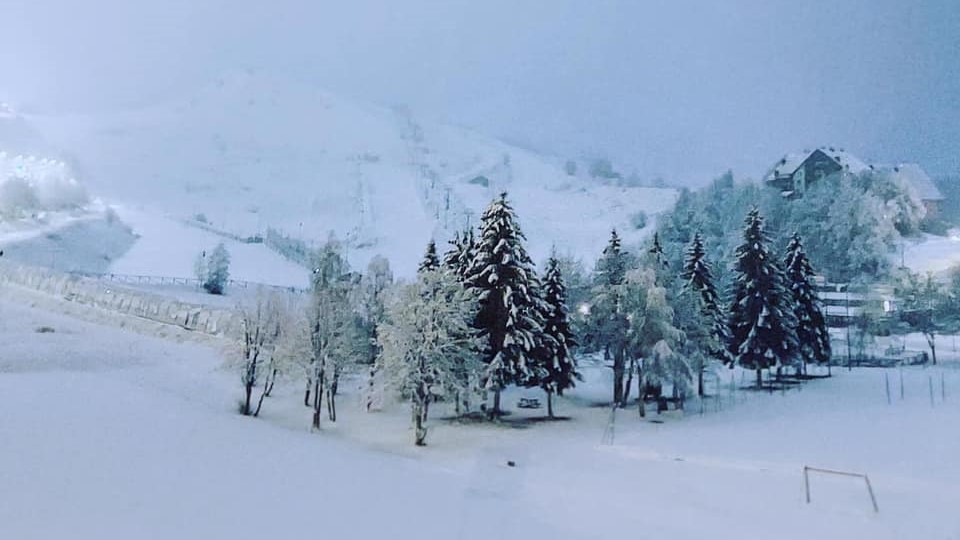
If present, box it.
[547,390,554,419]
[613,353,625,407]
[927,333,937,365]
[264,368,278,397]
[243,381,253,416]
[492,389,502,418]
[414,399,427,446]
[756,368,763,389]
[304,377,312,407]
[623,358,635,406]
[366,365,376,411]
[312,372,323,430]
[697,367,704,397]
[254,377,270,417]
[638,367,645,418]
[327,386,337,422]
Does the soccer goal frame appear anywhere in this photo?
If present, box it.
[803,466,879,513]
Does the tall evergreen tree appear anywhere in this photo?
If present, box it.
[538,255,581,417]
[590,229,633,405]
[465,193,546,416]
[681,232,727,395]
[442,230,477,281]
[418,240,440,274]
[648,232,669,271]
[727,208,798,388]
[442,231,464,272]
[783,233,831,374]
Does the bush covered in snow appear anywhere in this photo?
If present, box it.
[0,153,89,219]
[0,178,39,218]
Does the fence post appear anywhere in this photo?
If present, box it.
[899,367,904,400]
[863,475,880,513]
[884,372,891,405]
[941,372,946,402]
[803,466,810,504]
[929,376,935,408]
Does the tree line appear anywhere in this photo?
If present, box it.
[229,189,842,446]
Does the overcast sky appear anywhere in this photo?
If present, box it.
[2,0,958,184]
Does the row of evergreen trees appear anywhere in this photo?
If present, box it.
[235,194,832,445]
[235,193,581,446]
[578,206,832,409]
[725,209,832,387]
[416,195,580,413]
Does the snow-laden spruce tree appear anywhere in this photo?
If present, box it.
[195,242,231,295]
[465,193,546,417]
[418,239,440,274]
[648,232,669,273]
[783,233,831,374]
[727,208,798,388]
[680,232,728,395]
[442,230,477,281]
[537,254,581,418]
[379,270,480,446]
[589,229,635,406]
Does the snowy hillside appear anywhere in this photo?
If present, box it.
[29,73,677,275]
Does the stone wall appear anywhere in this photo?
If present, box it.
[0,262,243,337]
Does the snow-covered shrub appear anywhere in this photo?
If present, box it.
[0,154,89,218]
[32,176,89,210]
[0,177,39,218]
[195,243,231,295]
[629,210,648,230]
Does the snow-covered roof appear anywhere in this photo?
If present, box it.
[814,146,869,175]
[765,152,809,181]
[765,146,869,182]
[893,163,944,202]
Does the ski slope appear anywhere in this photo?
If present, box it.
[108,205,309,289]
[28,73,677,276]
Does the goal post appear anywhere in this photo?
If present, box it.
[803,466,879,513]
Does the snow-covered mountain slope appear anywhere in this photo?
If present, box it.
[29,74,676,276]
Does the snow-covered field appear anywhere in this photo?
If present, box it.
[107,205,310,289]
[2,285,958,540]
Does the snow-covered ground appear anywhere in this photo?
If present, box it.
[2,285,958,539]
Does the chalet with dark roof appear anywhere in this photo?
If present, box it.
[764,147,944,216]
